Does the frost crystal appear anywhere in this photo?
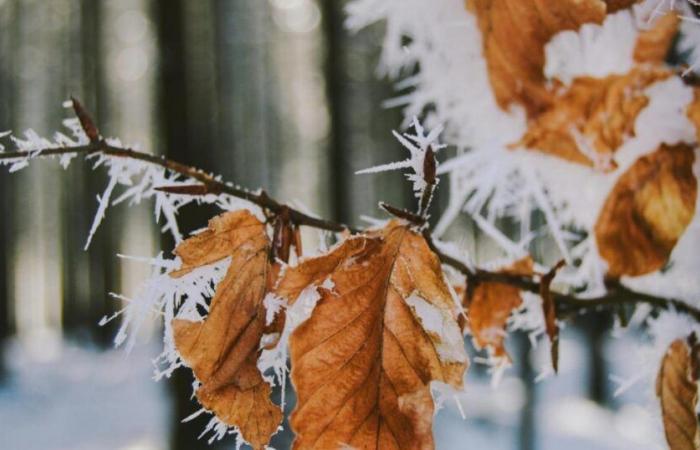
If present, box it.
[405,291,467,364]
[357,117,445,199]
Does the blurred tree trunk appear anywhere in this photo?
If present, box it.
[214,0,279,190]
[11,0,69,346]
[322,0,351,224]
[60,0,116,346]
[582,312,611,404]
[155,2,203,448]
[81,0,118,347]
[517,212,545,450]
[0,0,16,380]
[517,335,536,450]
[60,0,92,340]
[321,0,409,226]
[154,1,228,448]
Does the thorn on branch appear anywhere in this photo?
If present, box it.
[70,97,101,143]
[155,184,222,196]
[380,202,426,226]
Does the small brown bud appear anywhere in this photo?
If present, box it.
[423,146,436,186]
[70,97,101,143]
[272,206,294,263]
[155,184,219,196]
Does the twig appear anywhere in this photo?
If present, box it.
[380,202,426,226]
[0,143,351,234]
[1,100,699,325]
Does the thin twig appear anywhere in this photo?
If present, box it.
[0,140,351,233]
[380,202,426,226]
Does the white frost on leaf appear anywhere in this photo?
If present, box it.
[544,11,638,85]
[357,117,445,200]
[258,280,328,410]
[405,291,467,365]
[198,415,246,448]
[263,293,287,326]
[508,292,546,349]
[101,252,229,378]
[102,250,263,446]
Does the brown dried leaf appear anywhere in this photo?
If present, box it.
[277,221,467,450]
[516,66,672,170]
[595,144,697,277]
[687,88,700,143]
[171,210,282,450]
[467,0,607,115]
[656,338,700,450]
[466,257,533,363]
[634,12,680,64]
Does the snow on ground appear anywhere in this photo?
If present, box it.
[0,328,662,450]
[0,335,170,450]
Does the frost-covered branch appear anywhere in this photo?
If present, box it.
[0,100,352,236]
[2,99,700,327]
[0,137,349,233]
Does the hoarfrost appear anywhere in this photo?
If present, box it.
[405,292,468,365]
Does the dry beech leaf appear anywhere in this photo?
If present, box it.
[656,337,700,450]
[687,89,700,143]
[466,0,607,115]
[634,12,680,64]
[170,210,282,450]
[595,143,697,277]
[516,66,672,170]
[276,221,468,450]
[466,257,533,363]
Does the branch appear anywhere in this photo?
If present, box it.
[2,100,700,326]
[422,229,700,322]
[0,145,351,235]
